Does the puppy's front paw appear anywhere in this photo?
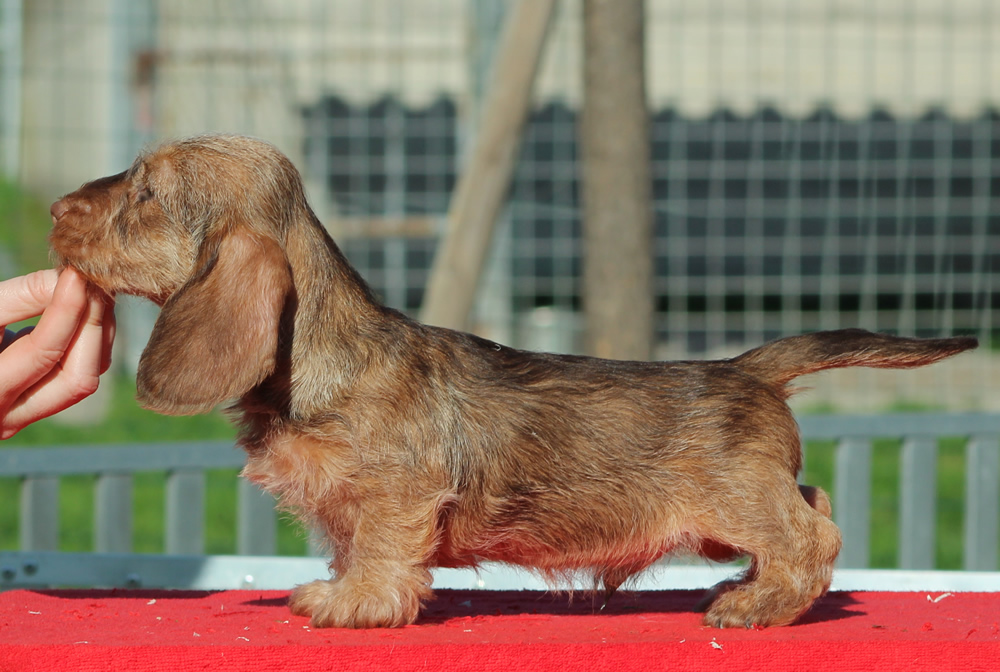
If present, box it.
[289,576,423,628]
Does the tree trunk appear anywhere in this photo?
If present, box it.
[580,0,654,361]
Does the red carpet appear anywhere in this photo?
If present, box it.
[1,589,998,671]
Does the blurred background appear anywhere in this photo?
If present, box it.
[2,0,999,415]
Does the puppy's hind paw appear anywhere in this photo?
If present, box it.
[700,585,808,629]
[693,578,742,614]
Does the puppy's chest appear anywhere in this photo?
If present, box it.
[240,430,358,509]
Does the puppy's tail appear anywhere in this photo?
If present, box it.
[732,328,977,393]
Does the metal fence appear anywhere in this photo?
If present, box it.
[1,0,998,412]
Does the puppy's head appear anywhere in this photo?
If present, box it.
[50,135,299,415]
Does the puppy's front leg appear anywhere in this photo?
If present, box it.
[288,496,440,628]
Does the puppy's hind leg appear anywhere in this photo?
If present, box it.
[699,478,842,628]
[695,485,833,617]
[798,484,833,519]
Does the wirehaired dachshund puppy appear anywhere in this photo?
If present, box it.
[49,134,977,629]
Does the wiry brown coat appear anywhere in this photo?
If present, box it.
[49,134,977,629]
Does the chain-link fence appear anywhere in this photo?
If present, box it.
[2,0,997,410]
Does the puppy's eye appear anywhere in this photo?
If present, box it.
[136,186,154,203]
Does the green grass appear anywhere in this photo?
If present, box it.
[0,375,310,555]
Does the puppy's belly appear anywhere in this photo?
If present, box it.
[434,546,660,572]
[433,516,699,572]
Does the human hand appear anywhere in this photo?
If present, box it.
[0,268,116,438]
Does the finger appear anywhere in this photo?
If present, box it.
[30,268,90,355]
[0,287,108,437]
[60,287,113,382]
[0,269,89,415]
[0,269,60,326]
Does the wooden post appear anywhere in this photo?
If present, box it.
[420,0,557,330]
[580,0,654,360]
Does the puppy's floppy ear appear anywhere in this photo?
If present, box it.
[137,228,293,415]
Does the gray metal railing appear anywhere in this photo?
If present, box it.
[2,441,279,556]
[798,413,1000,571]
[0,413,998,590]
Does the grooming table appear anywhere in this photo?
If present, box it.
[1,589,997,671]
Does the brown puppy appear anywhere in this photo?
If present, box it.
[49,134,976,629]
